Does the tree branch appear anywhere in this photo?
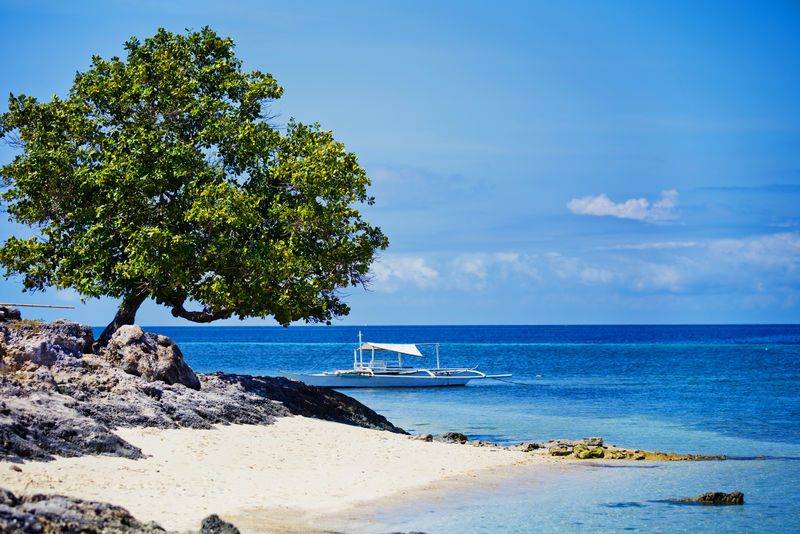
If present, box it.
[170,298,233,323]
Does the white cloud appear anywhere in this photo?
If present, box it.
[454,253,540,289]
[544,252,614,284]
[604,241,697,251]
[710,232,800,270]
[568,190,679,222]
[632,263,682,292]
[457,254,490,281]
[366,232,800,303]
[370,256,438,292]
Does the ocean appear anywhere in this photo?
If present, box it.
[141,324,800,533]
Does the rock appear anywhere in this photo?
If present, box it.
[201,513,241,533]
[204,373,404,434]
[435,432,469,444]
[573,443,604,459]
[670,491,744,505]
[549,444,574,456]
[582,436,603,447]
[0,306,21,323]
[694,491,744,505]
[1,319,93,372]
[0,489,173,532]
[0,488,18,506]
[101,325,201,390]
[1,345,404,461]
[0,393,145,462]
[1,318,405,462]
[547,440,575,456]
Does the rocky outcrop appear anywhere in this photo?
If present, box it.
[671,491,744,505]
[200,514,241,534]
[100,325,201,390]
[543,437,726,461]
[0,487,243,533]
[0,312,405,462]
[0,391,146,462]
[0,488,169,533]
[1,317,93,372]
[0,364,404,462]
[0,307,21,322]
[206,372,404,433]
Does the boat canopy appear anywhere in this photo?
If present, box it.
[358,342,425,358]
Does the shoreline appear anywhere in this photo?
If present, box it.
[0,416,546,532]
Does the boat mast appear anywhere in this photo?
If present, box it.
[356,330,362,368]
[436,344,440,369]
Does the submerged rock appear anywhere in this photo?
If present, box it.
[673,491,744,505]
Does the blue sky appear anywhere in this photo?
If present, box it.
[1,1,799,326]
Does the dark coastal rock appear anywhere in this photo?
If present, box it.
[1,318,93,372]
[0,315,404,461]
[100,325,201,390]
[0,306,22,323]
[0,488,172,533]
[0,488,18,506]
[435,432,469,444]
[0,393,145,462]
[201,513,241,534]
[510,442,542,452]
[546,439,575,456]
[672,491,744,505]
[206,373,404,433]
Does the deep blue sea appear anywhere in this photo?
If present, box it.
[140,325,800,533]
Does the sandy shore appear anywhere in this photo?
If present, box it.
[0,416,544,532]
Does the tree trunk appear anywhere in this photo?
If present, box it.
[92,291,148,352]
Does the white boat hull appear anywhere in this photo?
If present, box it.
[280,371,476,388]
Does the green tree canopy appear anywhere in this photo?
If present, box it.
[0,27,387,347]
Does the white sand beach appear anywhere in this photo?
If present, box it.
[0,416,545,532]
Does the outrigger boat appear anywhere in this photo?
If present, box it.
[280,333,511,388]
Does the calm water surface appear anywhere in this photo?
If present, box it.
[139,325,800,533]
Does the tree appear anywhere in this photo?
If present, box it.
[0,27,388,348]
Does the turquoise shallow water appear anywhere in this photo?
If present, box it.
[138,325,800,533]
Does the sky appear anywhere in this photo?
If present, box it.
[1,0,799,326]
